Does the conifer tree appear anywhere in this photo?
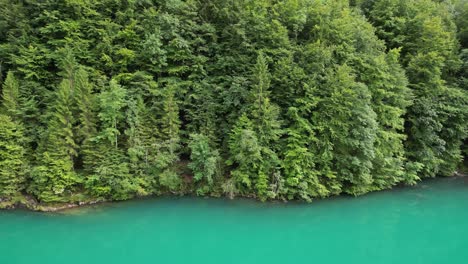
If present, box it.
[29,78,78,202]
[74,67,98,172]
[282,107,328,201]
[1,71,38,162]
[250,53,283,200]
[250,52,282,146]
[1,71,20,118]
[0,114,25,199]
[125,95,155,196]
[357,49,413,187]
[154,85,182,192]
[312,65,378,195]
[362,0,467,178]
[227,114,261,197]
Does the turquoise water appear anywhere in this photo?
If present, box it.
[1,177,468,264]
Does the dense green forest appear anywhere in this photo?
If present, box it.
[0,0,467,206]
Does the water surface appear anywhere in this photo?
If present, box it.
[1,177,468,264]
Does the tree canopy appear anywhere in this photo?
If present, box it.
[0,0,466,204]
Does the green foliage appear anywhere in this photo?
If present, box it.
[227,114,262,195]
[30,78,79,202]
[0,0,466,204]
[188,133,220,194]
[1,71,20,118]
[356,49,413,187]
[362,0,467,179]
[29,152,78,203]
[312,65,378,195]
[158,169,182,193]
[85,146,135,200]
[0,115,25,198]
[282,107,328,201]
[98,79,127,148]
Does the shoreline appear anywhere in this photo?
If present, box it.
[0,197,108,212]
[1,174,466,212]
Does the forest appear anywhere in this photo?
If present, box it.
[0,0,466,206]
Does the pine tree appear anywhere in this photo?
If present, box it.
[160,85,181,144]
[1,71,20,118]
[249,52,283,200]
[1,71,37,162]
[226,114,261,197]
[0,114,25,199]
[154,84,182,193]
[125,95,154,196]
[250,52,282,146]
[29,79,78,203]
[74,67,98,172]
[98,80,127,149]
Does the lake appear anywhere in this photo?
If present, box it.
[1,177,467,264]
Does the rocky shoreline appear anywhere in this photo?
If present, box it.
[0,196,107,212]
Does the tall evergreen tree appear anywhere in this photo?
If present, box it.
[227,114,262,197]
[29,78,78,202]
[362,0,467,178]
[312,65,378,195]
[154,85,182,193]
[357,49,414,187]
[74,67,98,172]
[0,114,25,199]
[1,71,20,118]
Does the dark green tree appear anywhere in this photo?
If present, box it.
[188,133,220,195]
[29,78,78,203]
[312,65,378,195]
[0,114,25,199]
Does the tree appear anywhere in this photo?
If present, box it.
[0,114,25,199]
[74,67,98,172]
[226,114,261,197]
[250,52,282,146]
[356,49,414,187]
[188,133,220,195]
[154,85,182,193]
[98,79,127,149]
[29,78,78,203]
[249,53,283,200]
[312,65,378,195]
[85,79,135,200]
[1,71,20,118]
[362,0,466,178]
[1,70,38,162]
[282,107,328,201]
[405,52,449,178]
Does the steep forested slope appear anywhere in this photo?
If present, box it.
[0,0,466,205]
